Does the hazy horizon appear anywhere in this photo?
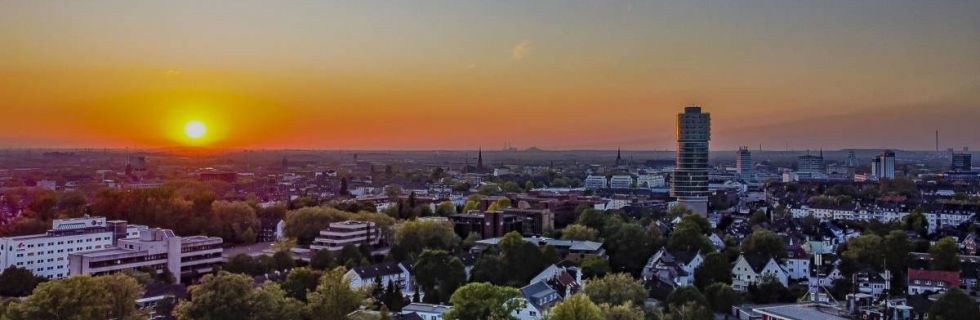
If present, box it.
[2,1,978,150]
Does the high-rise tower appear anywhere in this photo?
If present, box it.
[672,106,711,215]
[736,146,753,180]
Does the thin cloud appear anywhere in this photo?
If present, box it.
[511,40,531,60]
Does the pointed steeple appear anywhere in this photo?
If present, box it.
[477,147,484,170]
[616,147,622,165]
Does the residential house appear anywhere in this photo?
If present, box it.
[346,262,414,295]
[512,281,562,320]
[907,268,959,295]
[402,303,452,320]
[641,248,703,287]
[731,254,789,291]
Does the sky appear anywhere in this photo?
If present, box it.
[1,0,978,151]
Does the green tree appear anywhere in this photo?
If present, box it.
[605,222,659,274]
[841,234,884,271]
[902,209,928,237]
[542,245,561,264]
[548,294,604,320]
[930,237,961,271]
[580,257,611,279]
[882,230,910,290]
[436,201,457,216]
[470,254,505,285]
[444,283,524,320]
[666,222,713,253]
[310,249,335,270]
[173,272,256,320]
[576,209,607,231]
[248,282,306,320]
[414,250,468,304]
[582,273,646,306]
[665,286,708,312]
[0,266,45,297]
[394,219,461,259]
[4,275,111,320]
[740,229,787,260]
[102,273,147,320]
[928,288,979,320]
[598,302,645,320]
[561,224,599,241]
[703,283,740,313]
[694,252,732,289]
[224,253,261,275]
[499,232,548,286]
[210,200,261,244]
[339,244,367,268]
[306,267,365,320]
[282,267,321,301]
[664,301,713,320]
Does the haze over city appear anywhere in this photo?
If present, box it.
[2,1,979,150]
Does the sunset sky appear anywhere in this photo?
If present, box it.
[1,1,978,150]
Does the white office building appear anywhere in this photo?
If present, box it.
[608,175,633,189]
[0,217,141,279]
[310,220,380,253]
[636,175,666,188]
[584,175,607,189]
[68,227,223,284]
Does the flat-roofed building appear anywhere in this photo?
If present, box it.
[310,221,380,253]
[0,216,141,279]
[68,228,223,284]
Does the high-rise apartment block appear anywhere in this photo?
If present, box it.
[672,106,711,216]
[871,150,896,180]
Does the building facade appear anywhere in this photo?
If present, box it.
[952,152,972,172]
[608,175,633,189]
[0,217,140,279]
[68,227,222,284]
[584,175,607,189]
[872,150,896,180]
[736,146,753,180]
[310,221,380,253]
[672,106,711,215]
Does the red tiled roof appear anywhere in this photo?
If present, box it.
[907,268,960,285]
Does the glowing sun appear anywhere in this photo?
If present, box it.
[183,120,207,139]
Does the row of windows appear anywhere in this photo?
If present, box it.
[17,237,108,249]
[14,245,104,257]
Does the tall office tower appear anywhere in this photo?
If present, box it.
[846,150,857,167]
[672,106,711,216]
[872,150,896,179]
[736,146,753,180]
[798,154,825,174]
[952,150,972,172]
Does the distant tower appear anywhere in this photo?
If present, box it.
[846,150,857,168]
[952,148,972,172]
[736,146,753,180]
[353,153,358,162]
[616,147,623,166]
[282,157,289,172]
[477,147,484,171]
[672,105,711,216]
[872,150,896,179]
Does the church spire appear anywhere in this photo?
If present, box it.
[477,147,484,170]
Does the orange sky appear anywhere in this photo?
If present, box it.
[2,1,979,150]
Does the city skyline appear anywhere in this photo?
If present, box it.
[2,1,979,150]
